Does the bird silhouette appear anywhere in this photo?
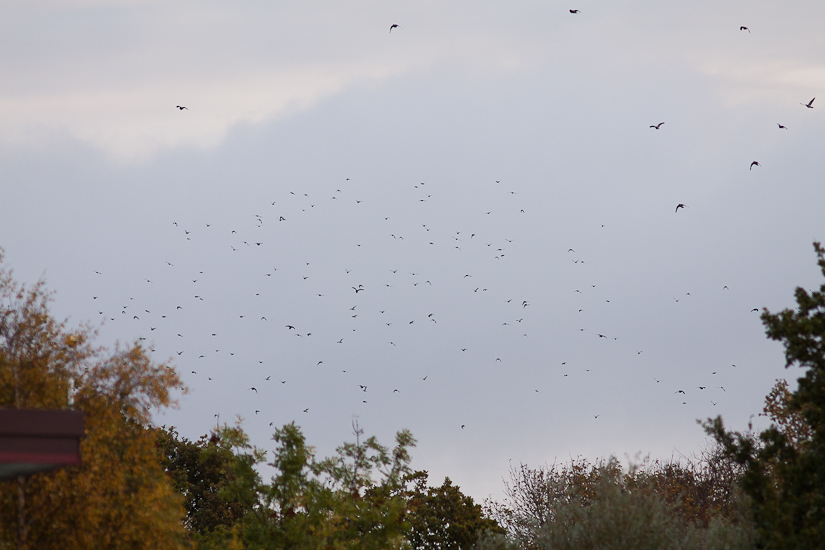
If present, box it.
[675,203,686,212]
[740,26,750,33]
[802,98,815,108]
[650,122,664,129]
[389,24,399,32]
[176,105,188,110]
[569,9,580,13]
[750,161,760,170]
[777,123,787,129]
[250,387,258,393]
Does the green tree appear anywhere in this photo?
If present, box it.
[405,472,503,550]
[220,419,415,550]
[0,249,188,550]
[705,241,825,549]
[156,426,247,541]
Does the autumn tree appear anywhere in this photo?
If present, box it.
[482,451,753,550]
[705,241,825,549]
[0,249,188,549]
[484,459,613,549]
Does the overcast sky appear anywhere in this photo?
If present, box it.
[2,0,824,501]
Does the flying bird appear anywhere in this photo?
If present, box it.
[569,9,580,13]
[650,122,664,129]
[176,105,188,110]
[675,203,686,212]
[802,98,815,108]
[740,26,750,33]
[389,24,399,32]
[750,161,760,170]
[777,123,787,129]
[250,387,258,393]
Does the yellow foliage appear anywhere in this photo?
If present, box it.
[0,249,188,549]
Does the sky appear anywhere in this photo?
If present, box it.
[1,0,824,502]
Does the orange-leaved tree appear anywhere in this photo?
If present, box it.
[0,248,188,550]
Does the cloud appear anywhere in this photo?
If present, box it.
[2,0,824,162]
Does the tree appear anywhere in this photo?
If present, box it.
[482,452,753,550]
[219,418,416,550]
[0,249,188,549]
[156,426,247,541]
[705,242,825,549]
[405,472,503,550]
[484,459,613,549]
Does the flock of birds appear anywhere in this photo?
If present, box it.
[80,17,817,440]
